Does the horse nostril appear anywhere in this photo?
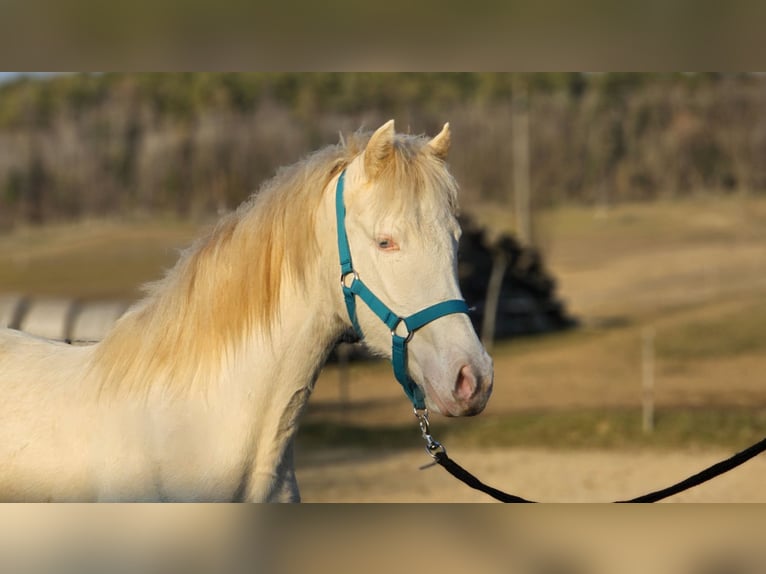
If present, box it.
[454,365,478,401]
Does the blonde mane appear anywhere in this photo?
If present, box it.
[90,130,459,397]
[0,121,495,502]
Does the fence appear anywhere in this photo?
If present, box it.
[0,295,128,342]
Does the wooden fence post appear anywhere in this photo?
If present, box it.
[481,252,508,351]
[337,343,351,421]
[642,326,656,434]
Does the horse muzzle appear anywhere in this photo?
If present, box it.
[424,359,494,417]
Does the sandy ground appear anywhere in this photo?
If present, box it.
[4,200,765,506]
[298,199,766,505]
[296,446,766,502]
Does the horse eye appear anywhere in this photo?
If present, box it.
[376,236,398,251]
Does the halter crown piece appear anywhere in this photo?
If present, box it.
[335,169,470,410]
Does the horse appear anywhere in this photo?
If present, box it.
[0,120,494,501]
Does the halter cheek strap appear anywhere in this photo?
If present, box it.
[335,169,470,410]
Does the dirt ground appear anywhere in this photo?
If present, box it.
[296,446,766,502]
[299,197,766,502]
[3,197,765,503]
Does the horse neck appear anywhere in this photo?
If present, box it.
[236,200,346,400]
[92,177,347,403]
[229,178,347,386]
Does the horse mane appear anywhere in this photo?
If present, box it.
[91,129,459,397]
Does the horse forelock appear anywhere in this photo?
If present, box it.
[356,132,460,234]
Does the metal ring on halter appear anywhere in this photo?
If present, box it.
[340,270,359,288]
[392,319,414,342]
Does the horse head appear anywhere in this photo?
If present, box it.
[336,120,493,417]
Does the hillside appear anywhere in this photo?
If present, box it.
[2,73,766,232]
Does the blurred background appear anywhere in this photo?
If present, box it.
[1,72,765,501]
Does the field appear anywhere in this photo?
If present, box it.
[2,195,766,501]
[298,195,766,501]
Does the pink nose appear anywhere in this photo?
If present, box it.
[453,364,478,401]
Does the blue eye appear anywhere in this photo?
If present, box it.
[376,236,398,251]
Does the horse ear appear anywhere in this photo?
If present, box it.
[428,122,451,160]
[364,119,395,179]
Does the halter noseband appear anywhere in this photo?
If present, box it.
[335,169,470,410]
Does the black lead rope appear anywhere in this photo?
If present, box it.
[618,436,766,503]
[430,436,766,503]
[433,451,534,503]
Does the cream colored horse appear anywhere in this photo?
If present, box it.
[0,120,493,501]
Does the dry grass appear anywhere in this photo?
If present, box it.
[2,196,766,446]
[0,217,204,299]
[298,195,766,500]
[307,195,766,442]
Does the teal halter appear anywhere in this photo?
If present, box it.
[335,169,470,410]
